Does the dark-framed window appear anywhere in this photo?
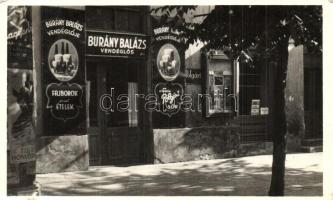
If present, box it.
[239,61,262,115]
[202,50,237,117]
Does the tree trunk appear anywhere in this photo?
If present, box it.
[269,39,289,196]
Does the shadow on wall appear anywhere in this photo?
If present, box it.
[153,126,240,164]
[36,135,89,174]
[37,156,323,196]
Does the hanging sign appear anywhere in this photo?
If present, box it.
[42,7,86,135]
[86,30,148,58]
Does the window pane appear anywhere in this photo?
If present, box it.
[106,62,138,127]
[86,64,98,126]
[86,7,114,31]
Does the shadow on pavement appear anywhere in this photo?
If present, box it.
[37,157,322,196]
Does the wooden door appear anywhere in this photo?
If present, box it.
[101,60,142,165]
[86,62,104,166]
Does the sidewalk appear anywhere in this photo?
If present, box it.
[36,152,322,196]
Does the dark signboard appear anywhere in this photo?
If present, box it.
[42,7,86,135]
[86,30,148,58]
[152,21,186,128]
[7,6,32,69]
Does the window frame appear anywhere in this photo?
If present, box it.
[201,50,238,118]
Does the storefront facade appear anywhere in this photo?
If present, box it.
[7,6,322,176]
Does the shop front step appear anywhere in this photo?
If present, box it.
[300,145,322,153]
[301,138,323,147]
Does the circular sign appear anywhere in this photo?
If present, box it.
[156,43,181,81]
[48,39,79,81]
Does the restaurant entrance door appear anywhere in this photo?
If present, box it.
[87,59,142,166]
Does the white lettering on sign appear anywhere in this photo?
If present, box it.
[45,19,65,28]
[45,19,83,31]
[100,48,135,55]
[47,28,80,38]
[160,88,180,110]
[186,69,201,79]
[45,19,83,38]
[87,35,147,50]
[65,20,83,31]
[52,90,79,97]
[153,27,169,35]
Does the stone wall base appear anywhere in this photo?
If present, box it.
[153,126,240,164]
[286,134,302,152]
[36,135,89,174]
[239,142,273,156]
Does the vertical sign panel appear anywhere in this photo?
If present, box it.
[152,20,186,128]
[42,7,86,135]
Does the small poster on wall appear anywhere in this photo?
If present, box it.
[250,99,260,115]
[41,7,86,135]
[260,107,269,115]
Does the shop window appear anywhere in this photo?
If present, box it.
[86,6,143,33]
[86,7,115,31]
[304,68,322,111]
[239,62,262,115]
[115,9,142,33]
[202,51,237,117]
[106,63,138,127]
[86,63,98,127]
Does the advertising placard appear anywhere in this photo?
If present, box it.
[86,30,148,58]
[10,144,35,164]
[250,99,260,115]
[151,17,186,127]
[7,6,35,190]
[7,6,32,68]
[42,7,86,135]
[260,107,269,115]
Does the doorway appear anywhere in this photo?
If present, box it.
[86,58,143,166]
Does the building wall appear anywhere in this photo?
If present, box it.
[32,6,90,174]
[32,6,310,170]
[151,6,273,164]
[154,126,239,163]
